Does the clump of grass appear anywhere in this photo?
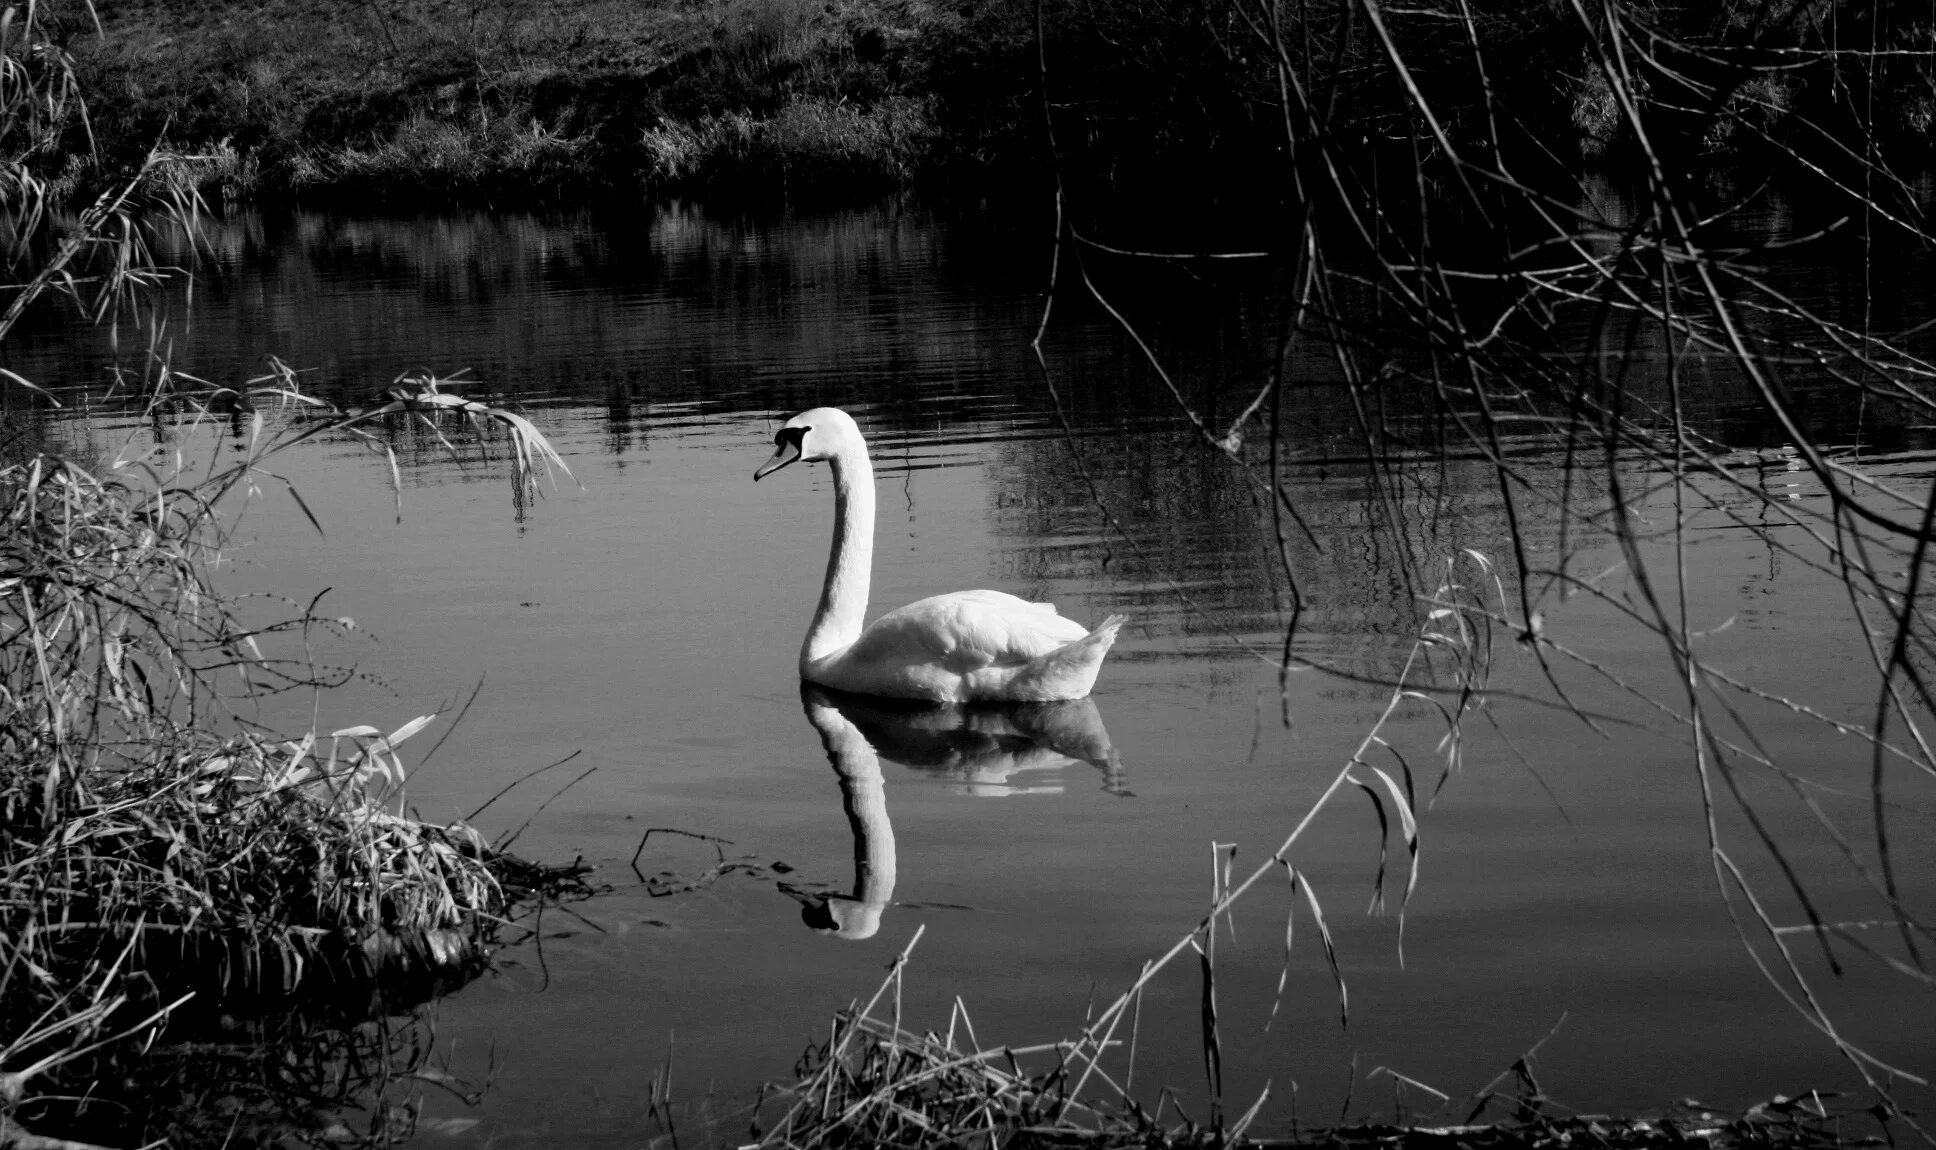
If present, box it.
[642,95,933,196]
[759,930,1881,1149]
[756,927,1110,1146]
[0,368,582,1141]
[300,112,595,200]
[154,136,261,202]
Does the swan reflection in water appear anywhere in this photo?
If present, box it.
[794,684,1129,940]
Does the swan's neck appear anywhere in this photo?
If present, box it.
[804,445,874,668]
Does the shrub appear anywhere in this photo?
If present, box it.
[641,94,934,195]
[301,111,595,198]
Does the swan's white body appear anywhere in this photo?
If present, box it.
[756,408,1126,703]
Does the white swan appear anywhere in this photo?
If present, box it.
[754,408,1127,702]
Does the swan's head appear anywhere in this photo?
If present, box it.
[753,407,861,481]
[802,895,887,940]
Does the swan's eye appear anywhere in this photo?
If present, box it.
[776,426,808,449]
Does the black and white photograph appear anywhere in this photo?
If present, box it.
[1,1,1932,1145]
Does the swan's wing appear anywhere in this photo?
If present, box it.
[851,590,1090,674]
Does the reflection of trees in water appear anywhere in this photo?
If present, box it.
[10,204,1054,429]
[981,396,1590,673]
[11,193,1934,466]
[962,174,1927,680]
[2,203,1104,508]
[1015,4,1936,1105]
[0,199,1791,669]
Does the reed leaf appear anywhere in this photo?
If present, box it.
[1362,764,1420,912]
[1295,867,1348,1032]
[1353,775,1394,916]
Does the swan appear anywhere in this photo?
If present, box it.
[754,407,1127,702]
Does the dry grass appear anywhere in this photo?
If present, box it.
[755,928,1889,1150]
[1022,0,1936,1138]
[641,94,934,194]
[299,111,594,199]
[0,365,587,1142]
[5,15,590,1138]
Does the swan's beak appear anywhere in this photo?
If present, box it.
[754,440,802,481]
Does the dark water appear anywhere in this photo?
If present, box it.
[4,194,1932,1144]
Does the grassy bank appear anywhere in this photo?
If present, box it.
[0,371,591,1144]
[0,12,615,1141]
[23,0,1932,209]
[62,0,954,205]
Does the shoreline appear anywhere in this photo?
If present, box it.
[50,0,1935,214]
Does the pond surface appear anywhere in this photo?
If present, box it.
[5,196,1933,1144]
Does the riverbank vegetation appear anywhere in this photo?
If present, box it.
[746,931,1887,1150]
[7,0,1930,208]
[2,8,594,1144]
[0,368,589,1143]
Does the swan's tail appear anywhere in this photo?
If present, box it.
[1080,613,1129,652]
[1010,613,1129,702]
